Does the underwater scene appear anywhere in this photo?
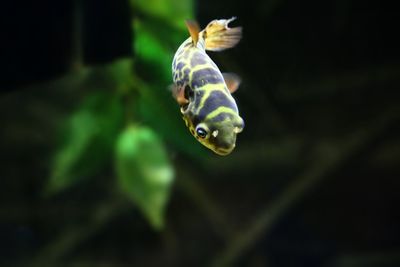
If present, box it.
[1,0,399,266]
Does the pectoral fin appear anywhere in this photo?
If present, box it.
[203,17,242,51]
[169,84,189,105]
[222,73,241,93]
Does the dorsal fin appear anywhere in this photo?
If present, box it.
[185,20,201,46]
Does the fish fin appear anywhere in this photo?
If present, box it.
[169,84,189,105]
[185,20,201,46]
[203,17,242,51]
[222,73,241,93]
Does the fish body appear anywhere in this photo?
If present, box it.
[171,18,244,156]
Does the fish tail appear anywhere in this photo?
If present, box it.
[201,17,242,52]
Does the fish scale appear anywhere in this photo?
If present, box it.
[170,18,244,155]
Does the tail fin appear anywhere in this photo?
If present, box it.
[202,17,242,51]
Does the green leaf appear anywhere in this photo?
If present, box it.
[131,0,193,29]
[131,2,207,159]
[47,93,124,195]
[133,20,173,82]
[115,125,174,230]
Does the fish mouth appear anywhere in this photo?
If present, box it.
[214,146,234,156]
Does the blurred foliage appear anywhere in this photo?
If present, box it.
[47,92,123,194]
[131,0,193,29]
[132,15,205,157]
[115,125,174,230]
[45,0,198,229]
[1,0,400,266]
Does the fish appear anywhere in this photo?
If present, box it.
[171,17,244,156]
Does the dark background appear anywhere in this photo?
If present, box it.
[1,0,400,266]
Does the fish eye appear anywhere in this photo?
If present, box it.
[196,127,208,138]
[195,123,209,139]
[195,122,210,139]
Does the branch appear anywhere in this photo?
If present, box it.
[210,107,400,267]
[30,197,128,267]
[175,167,234,240]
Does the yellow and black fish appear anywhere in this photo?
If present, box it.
[171,17,244,156]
